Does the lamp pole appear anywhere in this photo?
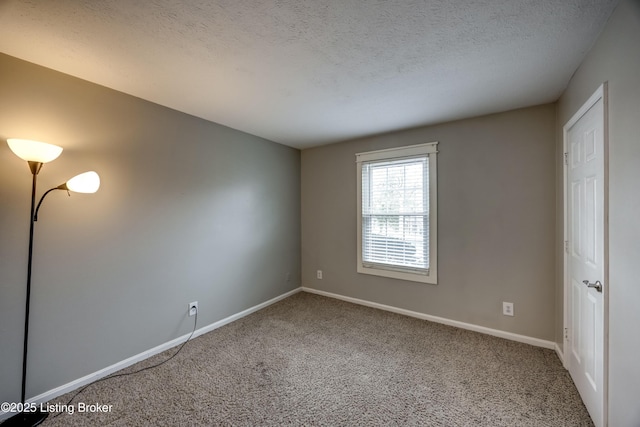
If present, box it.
[22,162,42,405]
[3,161,50,427]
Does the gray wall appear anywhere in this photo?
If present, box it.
[556,0,640,424]
[0,54,301,403]
[302,104,557,341]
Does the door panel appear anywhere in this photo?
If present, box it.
[571,281,582,363]
[585,290,597,389]
[585,176,596,266]
[571,181,582,256]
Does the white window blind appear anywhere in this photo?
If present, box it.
[356,142,437,284]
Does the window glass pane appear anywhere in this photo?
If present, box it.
[362,156,429,271]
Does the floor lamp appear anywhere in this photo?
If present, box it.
[3,139,100,427]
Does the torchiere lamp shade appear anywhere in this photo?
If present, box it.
[65,171,100,193]
[7,138,63,163]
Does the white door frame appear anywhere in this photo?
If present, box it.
[562,82,609,425]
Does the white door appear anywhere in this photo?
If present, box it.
[565,86,606,427]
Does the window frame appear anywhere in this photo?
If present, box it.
[356,142,438,284]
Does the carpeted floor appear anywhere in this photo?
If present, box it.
[41,292,593,426]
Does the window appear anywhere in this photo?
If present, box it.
[356,142,437,284]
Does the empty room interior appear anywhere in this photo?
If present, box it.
[1,1,639,426]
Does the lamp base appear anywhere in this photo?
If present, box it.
[1,409,48,427]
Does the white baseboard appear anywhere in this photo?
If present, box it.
[301,287,555,350]
[555,342,566,366]
[0,287,302,422]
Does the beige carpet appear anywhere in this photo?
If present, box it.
[42,292,593,426]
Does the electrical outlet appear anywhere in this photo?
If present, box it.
[317,270,323,279]
[286,272,291,282]
[189,301,198,317]
[503,302,514,316]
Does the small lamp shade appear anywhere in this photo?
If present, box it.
[66,171,100,193]
[7,139,63,163]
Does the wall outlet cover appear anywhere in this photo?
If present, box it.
[503,302,514,316]
[189,301,198,316]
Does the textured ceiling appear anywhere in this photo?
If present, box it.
[0,0,619,148]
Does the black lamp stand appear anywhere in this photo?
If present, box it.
[3,161,52,427]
